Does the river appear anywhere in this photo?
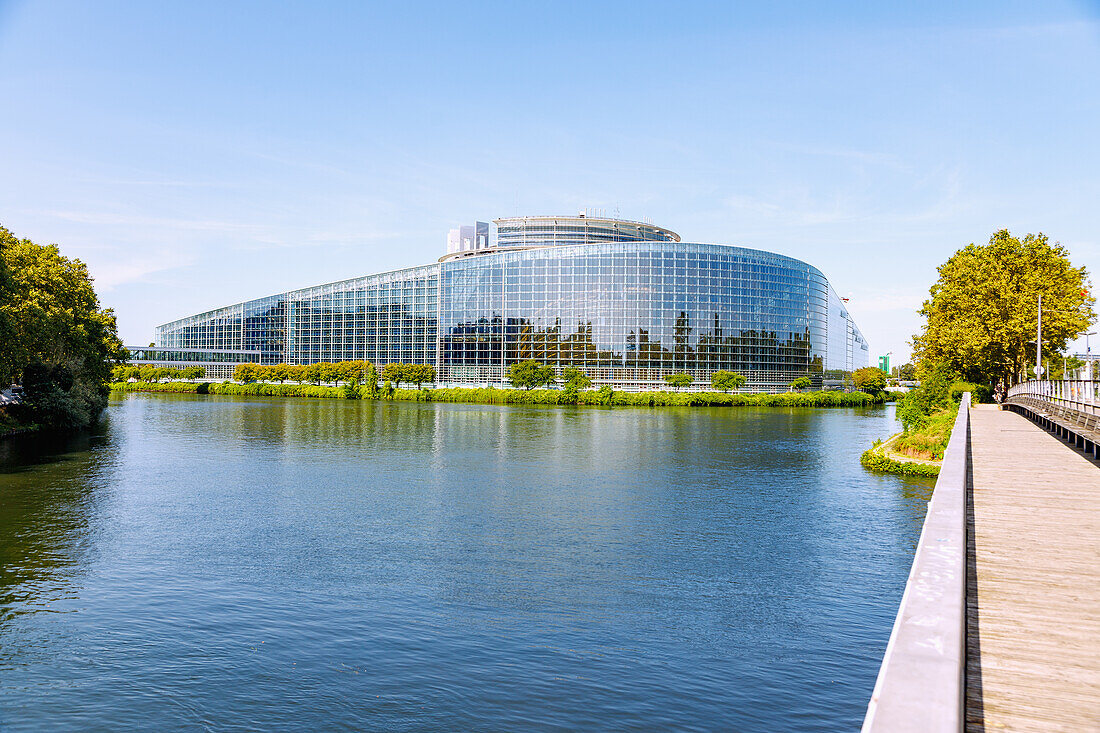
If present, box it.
[0,393,931,731]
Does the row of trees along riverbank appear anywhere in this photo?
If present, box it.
[111,357,896,407]
[1,225,124,435]
[110,379,887,407]
[222,359,853,395]
[863,229,1095,477]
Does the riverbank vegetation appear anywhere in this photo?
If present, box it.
[0,225,123,435]
[104,358,891,407]
[863,228,1096,477]
[862,363,981,476]
[111,379,885,408]
[913,229,1093,390]
[859,439,942,478]
[113,365,206,382]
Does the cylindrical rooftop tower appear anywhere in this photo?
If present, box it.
[493,215,680,249]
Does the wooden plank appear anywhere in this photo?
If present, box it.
[967,407,1100,731]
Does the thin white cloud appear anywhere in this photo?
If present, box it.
[845,290,926,315]
[89,251,196,291]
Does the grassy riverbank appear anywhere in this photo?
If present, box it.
[860,433,943,477]
[861,397,960,478]
[110,380,884,408]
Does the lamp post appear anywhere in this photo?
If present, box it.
[1086,332,1097,381]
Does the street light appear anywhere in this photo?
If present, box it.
[1086,332,1096,380]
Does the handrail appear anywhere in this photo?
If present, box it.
[1006,380,1099,415]
[862,393,970,732]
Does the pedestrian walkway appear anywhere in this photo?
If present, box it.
[966,406,1100,731]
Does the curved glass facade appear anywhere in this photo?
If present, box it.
[155,217,867,391]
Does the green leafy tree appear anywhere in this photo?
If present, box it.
[894,363,917,381]
[269,364,289,383]
[507,360,555,390]
[853,367,887,394]
[562,366,592,391]
[234,363,258,383]
[0,225,122,430]
[343,378,360,399]
[406,364,436,388]
[303,363,323,385]
[381,363,405,389]
[710,370,746,392]
[317,362,339,385]
[789,376,812,392]
[363,363,379,397]
[664,373,693,390]
[0,231,11,376]
[896,362,954,431]
[913,229,1094,387]
[1048,353,1087,380]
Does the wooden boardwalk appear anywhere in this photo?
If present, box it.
[967,406,1100,731]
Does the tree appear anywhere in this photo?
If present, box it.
[363,363,379,397]
[710,370,746,392]
[288,364,307,384]
[789,376,812,392]
[269,364,289,384]
[562,366,592,391]
[381,363,405,389]
[507,360,556,389]
[303,363,323,385]
[0,230,11,378]
[912,230,1094,387]
[319,362,341,385]
[406,364,436,388]
[896,362,953,431]
[853,367,887,394]
[894,362,917,381]
[0,225,122,431]
[233,363,258,383]
[343,378,360,400]
[1049,353,1086,380]
[664,373,693,390]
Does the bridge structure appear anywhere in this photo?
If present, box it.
[863,382,1100,732]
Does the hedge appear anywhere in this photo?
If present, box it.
[111,381,883,408]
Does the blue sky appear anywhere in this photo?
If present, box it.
[1,1,1098,362]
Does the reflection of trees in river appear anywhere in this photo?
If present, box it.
[0,426,114,630]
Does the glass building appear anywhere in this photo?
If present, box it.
[153,215,868,391]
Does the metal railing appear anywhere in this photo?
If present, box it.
[1006,380,1100,415]
[862,393,970,733]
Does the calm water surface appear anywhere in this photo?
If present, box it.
[0,394,932,731]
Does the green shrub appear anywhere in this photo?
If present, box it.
[860,449,940,477]
[948,381,990,404]
[110,381,884,409]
